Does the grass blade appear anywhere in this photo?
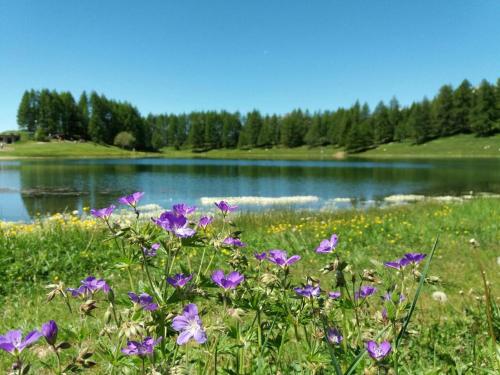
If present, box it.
[396,235,439,348]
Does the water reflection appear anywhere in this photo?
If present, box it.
[0,158,498,221]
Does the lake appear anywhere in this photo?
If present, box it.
[0,158,499,221]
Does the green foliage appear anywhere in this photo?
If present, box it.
[453,79,473,133]
[16,77,500,153]
[239,110,263,148]
[33,127,48,141]
[373,101,393,144]
[113,131,136,149]
[433,84,455,136]
[0,199,498,373]
[471,80,498,136]
[410,98,434,144]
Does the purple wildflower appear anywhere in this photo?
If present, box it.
[143,243,160,257]
[402,252,427,265]
[366,341,392,361]
[354,285,377,300]
[41,320,58,346]
[153,211,196,238]
[198,216,213,229]
[384,259,405,270]
[67,276,110,297]
[223,237,246,248]
[172,304,207,345]
[327,328,343,345]
[128,292,158,311]
[167,273,193,288]
[328,291,341,299]
[118,192,144,207]
[315,234,338,253]
[266,249,301,268]
[0,329,42,355]
[122,336,162,356]
[254,252,267,262]
[211,270,245,290]
[215,201,238,215]
[173,203,197,216]
[294,285,321,298]
[385,253,426,270]
[90,205,115,219]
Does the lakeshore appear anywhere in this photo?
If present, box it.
[0,133,499,160]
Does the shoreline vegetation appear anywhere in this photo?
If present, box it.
[0,133,499,160]
[13,77,500,158]
[0,198,498,372]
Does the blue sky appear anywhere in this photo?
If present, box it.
[0,0,499,131]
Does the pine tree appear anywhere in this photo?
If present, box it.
[165,115,178,147]
[257,115,276,147]
[394,107,412,141]
[304,114,324,146]
[373,101,393,144]
[59,92,81,139]
[221,112,241,148]
[410,98,433,144]
[452,80,473,134]
[239,110,263,148]
[78,92,90,139]
[88,92,107,143]
[433,84,455,136]
[17,90,39,132]
[345,117,374,152]
[187,112,205,149]
[388,97,401,138]
[495,78,500,130]
[280,109,307,147]
[470,80,498,136]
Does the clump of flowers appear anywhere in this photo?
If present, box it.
[13,193,435,374]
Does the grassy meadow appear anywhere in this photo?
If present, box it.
[0,133,499,160]
[0,198,498,373]
[0,140,155,158]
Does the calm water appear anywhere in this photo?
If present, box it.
[0,158,499,221]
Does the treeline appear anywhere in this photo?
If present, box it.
[17,78,500,152]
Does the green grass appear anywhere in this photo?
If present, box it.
[1,134,499,160]
[0,140,156,158]
[0,199,499,372]
[161,134,500,160]
[358,133,500,159]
